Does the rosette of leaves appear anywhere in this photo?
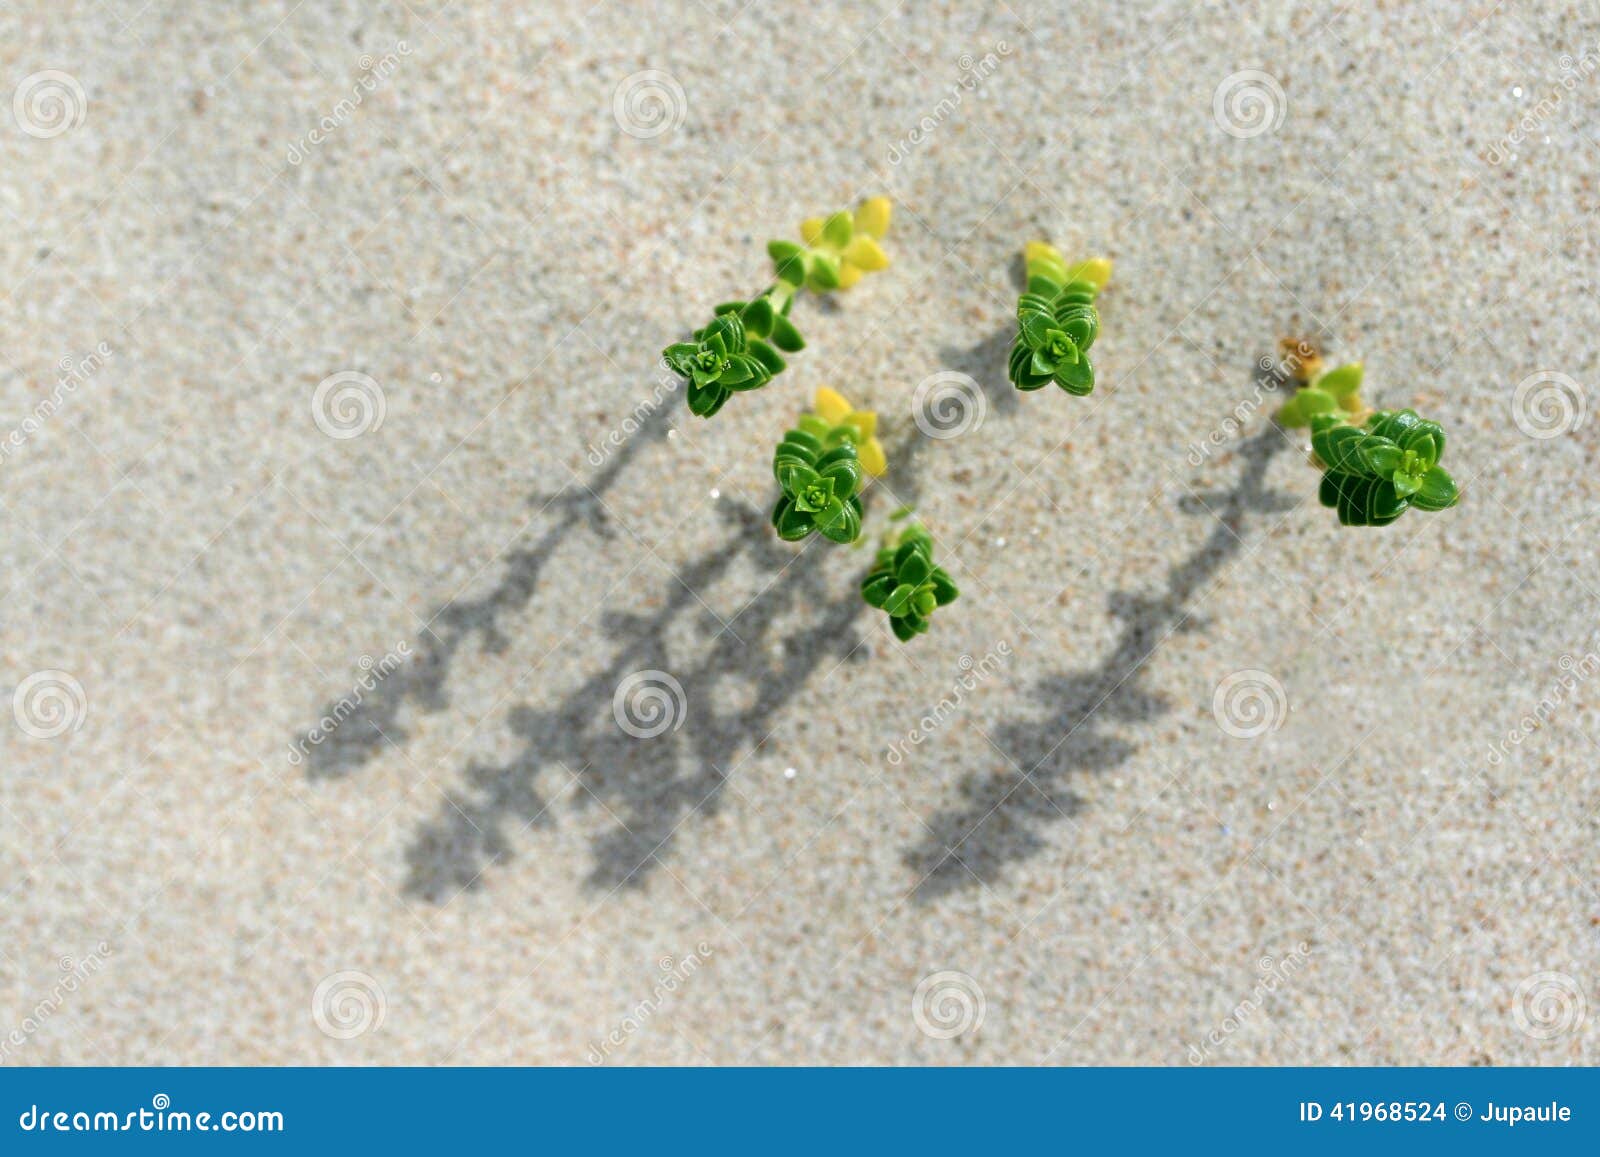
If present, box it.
[861,525,959,642]
[1310,409,1460,526]
[662,294,804,418]
[1007,243,1109,396]
[1276,361,1368,428]
[770,428,865,544]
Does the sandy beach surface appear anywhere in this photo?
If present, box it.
[3,0,1598,1064]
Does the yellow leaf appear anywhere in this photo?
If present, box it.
[854,197,892,239]
[799,217,823,246]
[814,386,852,424]
[835,262,863,289]
[843,236,890,272]
[851,409,877,439]
[1063,257,1113,289]
[1024,240,1063,268]
[858,437,887,477]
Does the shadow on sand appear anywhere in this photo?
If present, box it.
[903,417,1295,900]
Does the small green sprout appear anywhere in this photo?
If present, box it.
[771,427,865,545]
[1309,408,1460,526]
[663,199,892,418]
[768,197,892,292]
[861,523,959,642]
[1276,358,1369,428]
[1008,241,1111,396]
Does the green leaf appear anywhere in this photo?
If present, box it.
[897,550,932,587]
[930,571,959,606]
[822,211,853,248]
[1390,467,1424,498]
[769,314,805,352]
[687,381,729,418]
[883,583,915,616]
[740,297,774,338]
[1410,465,1459,511]
[1311,423,1367,475]
[773,496,813,541]
[718,355,755,387]
[748,339,786,376]
[806,253,841,291]
[891,616,921,642]
[1313,362,1363,400]
[818,498,861,544]
[1361,441,1403,478]
[1053,353,1094,396]
[861,574,894,608]
[1019,309,1056,348]
[663,343,698,375]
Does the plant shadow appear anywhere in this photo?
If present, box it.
[402,499,872,898]
[903,420,1298,900]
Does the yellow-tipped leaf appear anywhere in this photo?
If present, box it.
[855,197,892,239]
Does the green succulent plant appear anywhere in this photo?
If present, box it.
[771,427,865,544]
[861,524,959,641]
[663,297,800,418]
[1310,408,1460,526]
[664,199,891,419]
[1007,243,1109,396]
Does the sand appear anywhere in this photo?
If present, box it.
[2,0,1597,1064]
